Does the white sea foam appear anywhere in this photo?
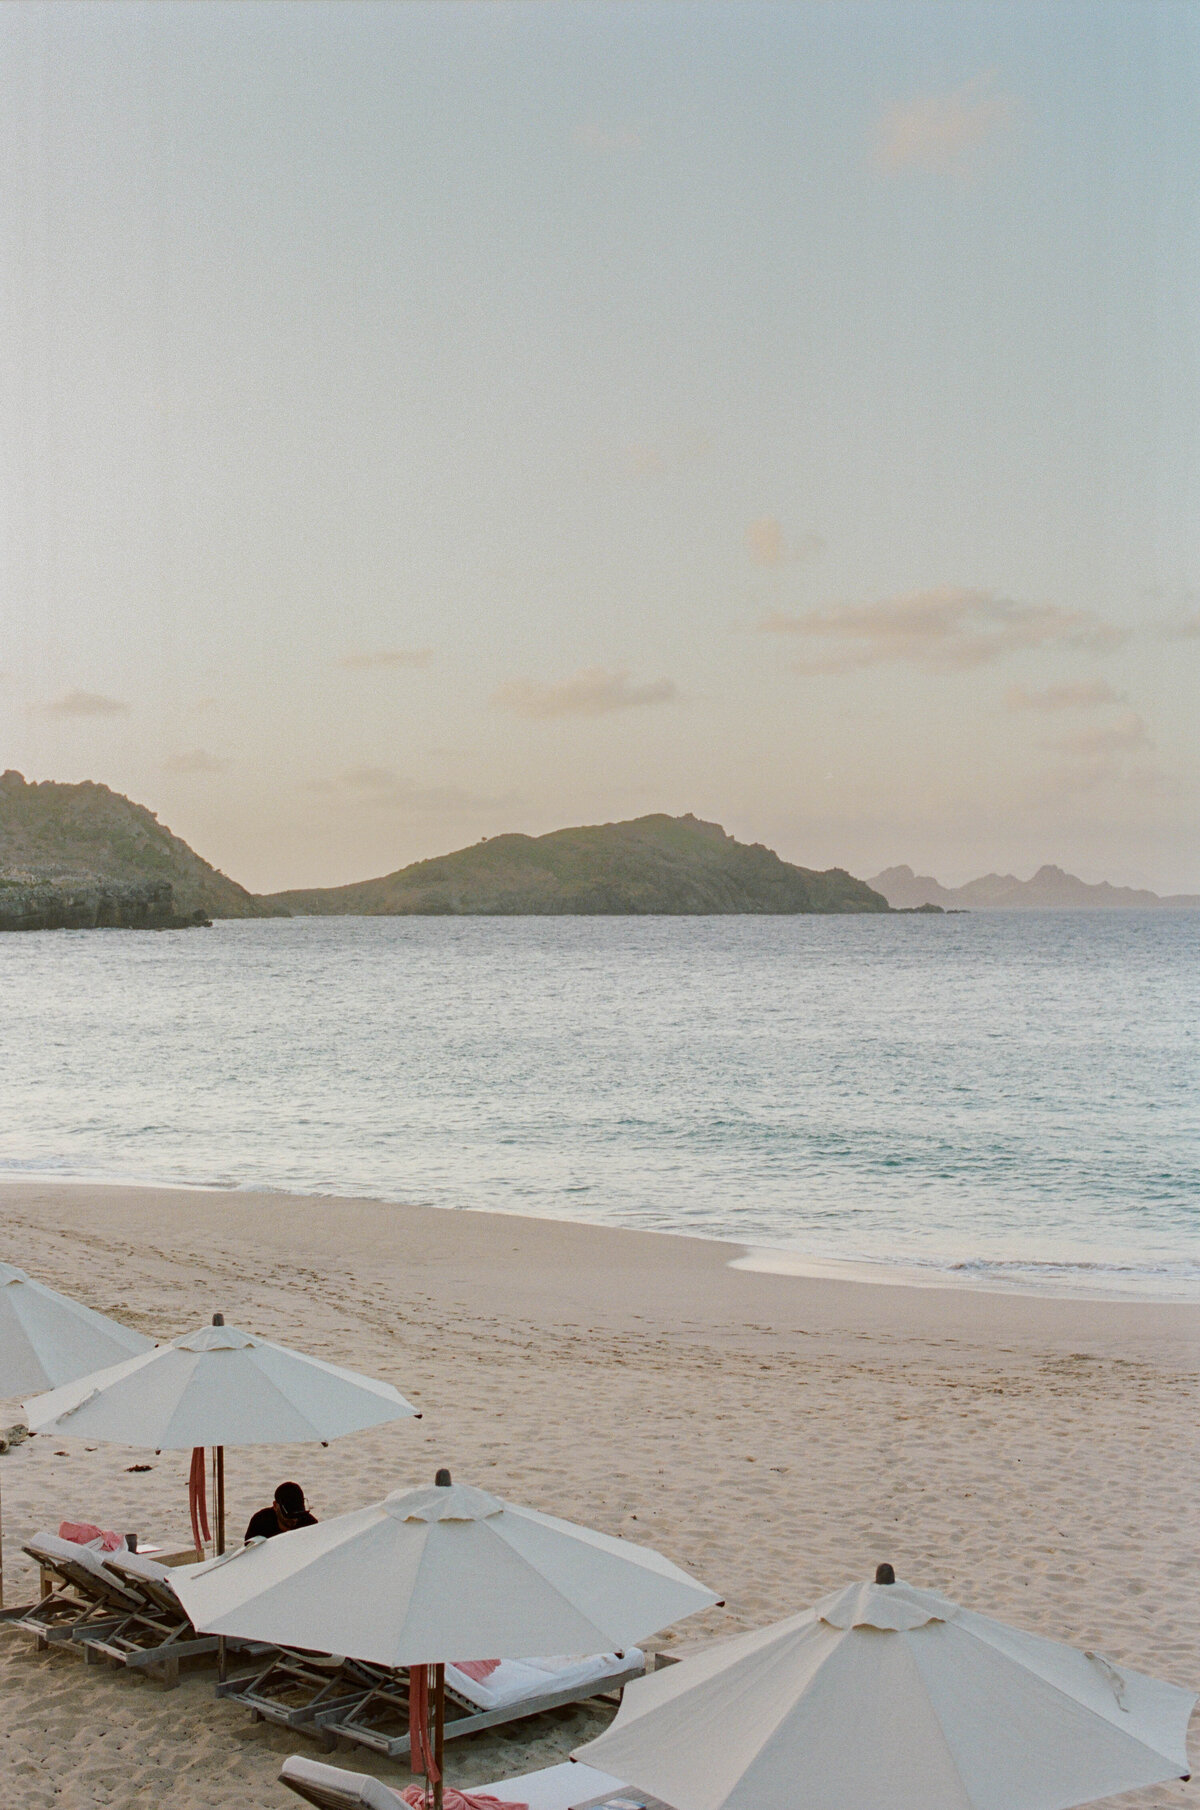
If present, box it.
[730,1246,1200,1301]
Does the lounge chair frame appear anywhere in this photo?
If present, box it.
[310,1656,645,1759]
[75,1604,220,1687]
[0,1541,143,1649]
[218,1649,384,1737]
[70,1550,221,1687]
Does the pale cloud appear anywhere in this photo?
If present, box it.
[493,666,679,719]
[1037,759,1171,800]
[1047,712,1152,758]
[606,432,712,479]
[309,766,516,814]
[874,76,1016,178]
[1006,679,1124,712]
[760,587,1123,674]
[163,748,229,774]
[745,518,826,568]
[337,648,434,670]
[42,689,129,717]
[626,444,666,476]
[1034,711,1163,799]
[573,121,641,153]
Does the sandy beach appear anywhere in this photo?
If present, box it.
[0,1178,1196,1810]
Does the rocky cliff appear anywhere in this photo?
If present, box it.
[0,879,210,932]
[0,771,277,920]
[263,813,890,916]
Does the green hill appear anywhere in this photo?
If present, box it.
[0,770,276,919]
[263,813,889,916]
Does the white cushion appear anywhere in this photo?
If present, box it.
[26,1530,114,1580]
[279,1754,405,1810]
[473,1763,628,1810]
[104,1548,173,1583]
[446,1650,643,1711]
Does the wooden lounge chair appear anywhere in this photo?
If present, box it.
[218,1647,384,1734]
[310,1651,646,1760]
[0,1532,143,1648]
[73,1548,222,1688]
[279,1756,629,1810]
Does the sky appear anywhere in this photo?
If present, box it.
[1,0,1197,894]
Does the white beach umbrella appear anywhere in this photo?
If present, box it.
[173,1474,720,1662]
[0,1261,153,1604]
[574,1571,1197,1810]
[24,1316,419,1556]
[175,1470,721,1810]
[0,1262,153,1394]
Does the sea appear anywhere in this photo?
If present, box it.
[1,912,1196,1300]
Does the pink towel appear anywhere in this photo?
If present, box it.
[188,1447,211,1552]
[452,1659,501,1683]
[58,1521,125,1553]
[402,1791,527,1810]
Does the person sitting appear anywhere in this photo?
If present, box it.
[244,1481,317,1542]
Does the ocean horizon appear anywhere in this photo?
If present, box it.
[3,910,1197,1302]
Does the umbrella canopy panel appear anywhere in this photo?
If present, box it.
[574,1578,1197,1810]
[173,1479,720,1664]
[0,1262,153,1397]
[23,1321,418,1447]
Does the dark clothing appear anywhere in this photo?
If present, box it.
[245,1505,317,1542]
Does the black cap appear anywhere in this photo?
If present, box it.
[875,1562,896,1585]
[275,1481,305,1515]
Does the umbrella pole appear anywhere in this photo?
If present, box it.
[0,1461,5,1608]
[215,1444,227,1684]
[433,1663,445,1810]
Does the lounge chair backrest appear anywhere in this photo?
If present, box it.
[105,1548,172,1583]
[27,1530,105,1570]
[67,1555,142,1607]
[277,1646,347,1669]
[24,1531,141,1606]
[103,1551,182,1614]
[279,1755,407,1810]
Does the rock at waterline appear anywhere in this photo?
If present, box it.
[0,879,211,932]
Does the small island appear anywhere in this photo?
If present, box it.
[262,813,891,917]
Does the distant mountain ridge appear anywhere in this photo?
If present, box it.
[264,813,890,916]
[0,770,275,919]
[869,863,1200,910]
[17,770,1184,919]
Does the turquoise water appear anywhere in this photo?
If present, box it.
[1,912,1196,1297]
